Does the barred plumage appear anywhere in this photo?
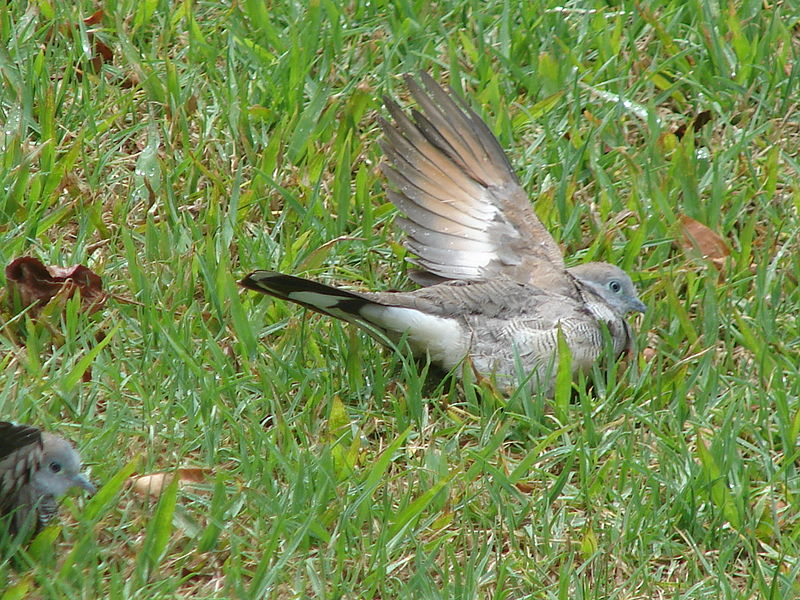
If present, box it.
[0,422,95,536]
[240,74,646,392]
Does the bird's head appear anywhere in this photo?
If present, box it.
[33,434,96,498]
[567,262,646,315]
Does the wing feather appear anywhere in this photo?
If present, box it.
[380,72,575,295]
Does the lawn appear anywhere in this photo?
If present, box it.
[1,0,799,598]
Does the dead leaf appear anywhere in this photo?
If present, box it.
[674,110,713,139]
[44,10,113,78]
[514,481,536,493]
[5,257,106,317]
[678,215,730,267]
[692,110,712,131]
[83,9,104,26]
[89,35,114,71]
[130,468,210,498]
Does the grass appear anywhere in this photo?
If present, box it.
[1,0,799,597]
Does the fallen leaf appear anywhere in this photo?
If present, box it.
[5,257,105,317]
[130,468,210,498]
[674,110,713,139]
[514,481,536,493]
[678,215,730,267]
[692,110,713,131]
[83,9,105,26]
[642,347,658,362]
[89,35,114,72]
[43,10,113,78]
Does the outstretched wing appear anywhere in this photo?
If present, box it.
[379,72,575,296]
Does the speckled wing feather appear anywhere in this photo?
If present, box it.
[0,422,44,530]
[0,423,42,489]
[379,72,576,297]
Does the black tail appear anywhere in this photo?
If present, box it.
[239,271,381,325]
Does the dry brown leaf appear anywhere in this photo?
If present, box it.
[83,9,105,26]
[642,347,658,362]
[89,35,114,70]
[674,110,713,139]
[46,10,113,78]
[5,256,106,317]
[678,215,730,267]
[130,468,210,497]
[514,481,536,494]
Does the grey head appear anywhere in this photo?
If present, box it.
[567,262,647,315]
[1,423,95,534]
[33,433,96,499]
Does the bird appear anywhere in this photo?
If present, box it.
[0,422,96,537]
[240,73,646,392]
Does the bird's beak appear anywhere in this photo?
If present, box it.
[630,298,647,314]
[74,474,97,495]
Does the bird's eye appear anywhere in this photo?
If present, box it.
[608,280,622,293]
[49,461,62,473]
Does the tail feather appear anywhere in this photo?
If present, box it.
[239,270,385,331]
[240,270,469,366]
